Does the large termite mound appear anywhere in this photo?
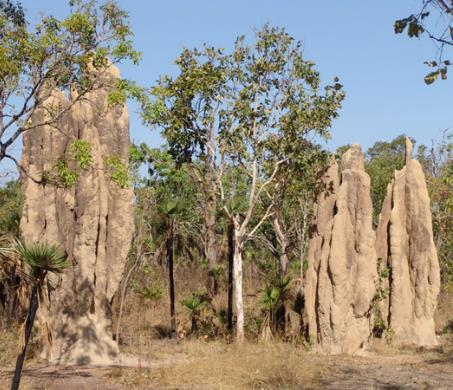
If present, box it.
[304,145,377,354]
[376,138,440,345]
[20,65,134,364]
[303,157,339,344]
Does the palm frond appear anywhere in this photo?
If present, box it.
[181,291,209,315]
[13,240,69,276]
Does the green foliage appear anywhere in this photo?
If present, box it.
[161,199,187,216]
[181,289,209,317]
[130,144,203,274]
[244,315,262,336]
[373,315,386,338]
[335,144,351,160]
[0,0,147,164]
[181,294,208,316]
[149,24,344,275]
[417,132,453,285]
[8,239,69,278]
[365,135,408,225]
[259,275,290,312]
[302,259,309,274]
[132,283,163,300]
[151,24,344,164]
[394,2,451,83]
[374,257,390,303]
[385,327,395,344]
[0,1,25,27]
[260,286,283,312]
[106,155,130,188]
[217,307,228,325]
[42,140,93,187]
[0,180,22,243]
[442,320,453,334]
[394,15,425,37]
[69,139,92,169]
[109,79,153,125]
[56,159,78,187]
[209,265,224,278]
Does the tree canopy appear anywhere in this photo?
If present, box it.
[0,0,146,167]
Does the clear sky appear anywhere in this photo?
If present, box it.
[16,0,453,153]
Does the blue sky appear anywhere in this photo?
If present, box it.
[17,0,453,153]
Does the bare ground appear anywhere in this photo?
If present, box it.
[1,337,453,389]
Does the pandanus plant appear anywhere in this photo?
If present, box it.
[0,240,68,390]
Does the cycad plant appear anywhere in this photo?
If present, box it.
[1,240,68,390]
[181,291,209,334]
[259,275,291,337]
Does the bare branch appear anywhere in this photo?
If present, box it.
[247,201,274,239]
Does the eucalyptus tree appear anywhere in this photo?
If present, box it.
[0,0,145,168]
[266,143,329,276]
[364,134,409,225]
[151,25,344,341]
[416,132,453,284]
[150,48,228,294]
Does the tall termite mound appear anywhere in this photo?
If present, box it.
[304,145,377,354]
[20,65,134,364]
[376,138,440,345]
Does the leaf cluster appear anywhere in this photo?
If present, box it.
[11,239,68,278]
[106,155,130,188]
[0,0,148,167]
[0,180,22,244]
[365,134,409,225]
[150,24,345,171]
[394,0,452,83]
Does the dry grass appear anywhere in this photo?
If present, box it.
[112,260,266,349]
[106,340,324,389]
[0,328,18,367]
[1,332,452,389]
[1,262,452,389]
[435,284,453,334]
[103,337,453,389]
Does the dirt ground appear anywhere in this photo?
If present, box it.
[1,336,453,389]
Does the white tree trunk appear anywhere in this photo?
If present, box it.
[233,226,245,343]
[272,216,289,274]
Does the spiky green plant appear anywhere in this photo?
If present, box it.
[259,275,291,336]
[260,276,290,311]
[0,240,69,390]
[13,240,68,277]
[182,294,207,315]
[181,291,209,333]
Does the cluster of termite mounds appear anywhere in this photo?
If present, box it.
[304,139,440,354]
[20,64,134,364]
[18,65,440,361]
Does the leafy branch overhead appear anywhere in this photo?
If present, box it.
[0,0,149,166]
[394,0,452,83]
